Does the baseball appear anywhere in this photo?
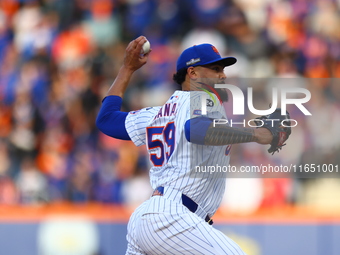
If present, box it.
[141,40,151,55]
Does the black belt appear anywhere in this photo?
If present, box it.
[152,187,213,225]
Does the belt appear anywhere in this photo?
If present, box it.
[152,186,213,225]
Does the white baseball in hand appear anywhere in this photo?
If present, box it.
[140,40,151,55]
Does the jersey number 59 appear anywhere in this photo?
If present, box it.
[146,122,176,166]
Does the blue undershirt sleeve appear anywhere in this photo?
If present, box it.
[96,95,131,140]
[184,117,213,145]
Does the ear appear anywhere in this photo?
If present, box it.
[187,66,198,79]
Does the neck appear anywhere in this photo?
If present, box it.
[181,80,203,91]
[181,81,191,91]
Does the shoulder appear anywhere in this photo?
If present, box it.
[128,106,161,117]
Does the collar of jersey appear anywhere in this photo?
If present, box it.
[197,82,223,105]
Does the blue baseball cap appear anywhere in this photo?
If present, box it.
[176,44,237,72]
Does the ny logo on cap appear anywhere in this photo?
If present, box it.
[211,46,220,56]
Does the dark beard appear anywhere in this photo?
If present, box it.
[215,88,229,102]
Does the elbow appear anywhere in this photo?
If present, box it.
[95,114,101,131]
[184,119,191,142]
[95,112,102,131]
[95,110,130,140]
[185,117,212,145]
[96,112,115,137]
[95,111,109,134]
[95,96,130,140]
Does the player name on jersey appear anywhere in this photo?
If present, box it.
[153,103,177,120]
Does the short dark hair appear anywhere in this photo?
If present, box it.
[172,68,187,85]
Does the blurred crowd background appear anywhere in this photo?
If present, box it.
[0,0,340,214]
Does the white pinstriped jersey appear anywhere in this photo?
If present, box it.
[125,90,230,217]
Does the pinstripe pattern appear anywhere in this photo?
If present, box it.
[125,91,246,254]
[127,197,246,255]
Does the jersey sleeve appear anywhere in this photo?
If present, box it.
[125,107,160,146]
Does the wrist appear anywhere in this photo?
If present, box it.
[254,128,273,145]
[120,66,135,76]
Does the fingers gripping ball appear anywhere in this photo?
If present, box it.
[140,40,151,55]
[254,109,292,155]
